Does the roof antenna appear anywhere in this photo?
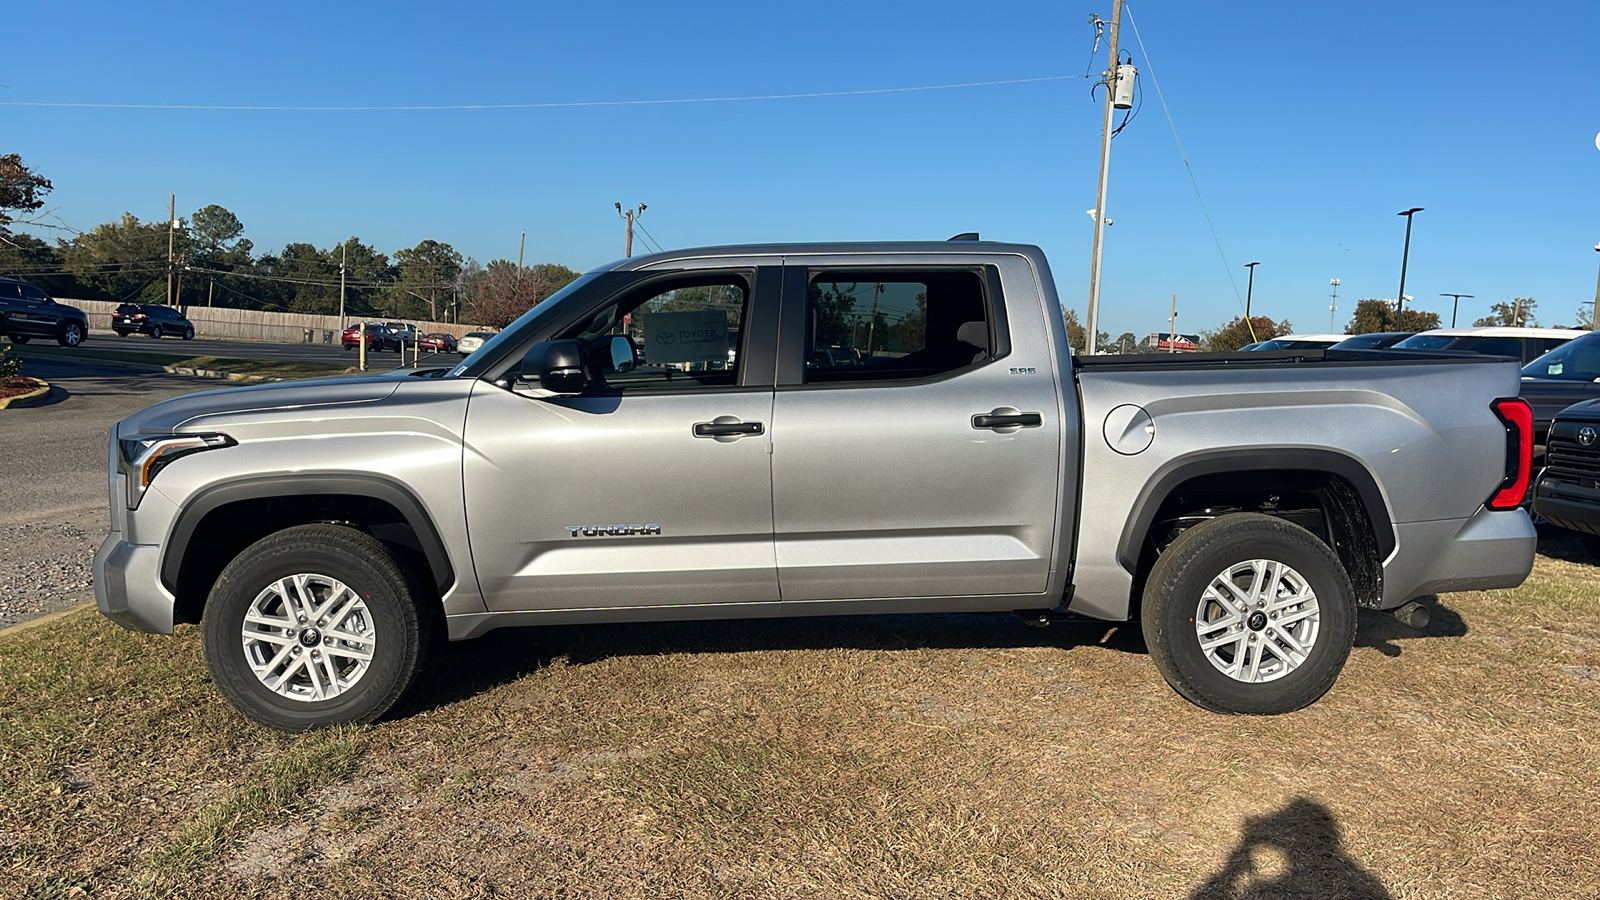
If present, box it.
[947,232,980,241]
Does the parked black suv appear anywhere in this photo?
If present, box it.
[0,276,89,347]
[113,303,195,339]
[1533,399,1600,560]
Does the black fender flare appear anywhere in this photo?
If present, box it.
[160,473,456,595]
[1116,448,1396,572]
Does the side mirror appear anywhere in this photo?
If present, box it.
[518,339,587,394]
[597,334,638,374]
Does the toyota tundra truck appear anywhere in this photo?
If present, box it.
[94,239,1538,729]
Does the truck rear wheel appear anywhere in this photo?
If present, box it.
[1141,513,1355,715]
[201,524,427,730]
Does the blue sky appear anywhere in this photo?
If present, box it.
[5,0,1599,337]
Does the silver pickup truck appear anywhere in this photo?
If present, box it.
[94,240,1538,729]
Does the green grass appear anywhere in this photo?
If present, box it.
[6,343,351,381]
[2,545,1598,898]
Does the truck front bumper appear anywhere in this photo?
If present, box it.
[1382,507,1537,607]
[93,530,175,635]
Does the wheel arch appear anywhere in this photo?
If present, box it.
[162,474,456,625]
[1120,449,1394,611]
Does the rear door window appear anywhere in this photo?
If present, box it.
[799,268,998,384]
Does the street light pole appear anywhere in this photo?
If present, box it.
[1244,261,1260,323]
[1440,292,1473,328]
[1395,207,1424,329]
[1084,0,1125,356]
[1590,243,1600,331]
[1329,278,1340,333]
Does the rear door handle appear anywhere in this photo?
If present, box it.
[694,418,765,438]
[972,412,1042,429]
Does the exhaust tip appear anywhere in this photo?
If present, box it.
[1390,601,1431,630]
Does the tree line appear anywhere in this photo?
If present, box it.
[0,155,577,327]
[1062,292,1589,355]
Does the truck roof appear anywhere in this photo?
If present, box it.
[601,240,1048,271]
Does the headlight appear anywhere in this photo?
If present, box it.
[118,433,234,509]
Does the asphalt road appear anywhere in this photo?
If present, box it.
[0,358,219,629]
[86,331,464,369]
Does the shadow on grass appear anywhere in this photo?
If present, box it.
[1355,597,1468,658]
[1188,796,1391,899]
[1535,524,1600,565]
[392,611,1146,721]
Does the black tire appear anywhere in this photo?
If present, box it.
[148,325,161,338]
[182,325,194,340]
[1141,513,1356,715]
[57,320,84,347]
[201,524,428,730]
[114,329,131,337]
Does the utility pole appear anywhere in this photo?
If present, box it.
[1168,293,1178,353]
[1440,292,1473,328]
[1083,0,1124,355]
[208,278,214,309]
[615,203,646,257]
[1395,207,1423,329]
[1329,278,1341,333]
[865,283,883,352]
[517,230,526,271]
[1512,296,1523,328]
[166,193,176,306]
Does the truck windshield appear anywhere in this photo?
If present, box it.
[1523,333,1600,381]
[1392,335,1457,350]
[447,272,600,375]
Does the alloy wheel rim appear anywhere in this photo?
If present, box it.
[240,573,376,702]
[1194,559,1320,683]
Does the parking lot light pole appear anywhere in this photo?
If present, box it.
[1440,292,1474,328]
[1591,242,1600,330]
[1244,262,1260,322]
[1395,207,1424,328]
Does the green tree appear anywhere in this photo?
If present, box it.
[1345,299,1440,334]
[1110,332,1138,354]
[1474,297,1538,328]
[810,283,858,348]
[1201,315,1291,351]
[1062,307,1087,354]
[59,212,175,303]
[390,239,464,321]
[889,292,928,352]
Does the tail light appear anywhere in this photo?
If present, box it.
[1487,397,1533,510]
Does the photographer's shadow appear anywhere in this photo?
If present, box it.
[1188,797,1390,900]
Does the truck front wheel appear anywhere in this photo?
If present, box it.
[200,524,427,730]
[1141,513,1356,715]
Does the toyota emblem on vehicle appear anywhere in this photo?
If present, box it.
[1579,425,1598,448]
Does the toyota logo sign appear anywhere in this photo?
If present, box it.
[1579,425,1598,448]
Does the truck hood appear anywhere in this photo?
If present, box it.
[118,373,405,436]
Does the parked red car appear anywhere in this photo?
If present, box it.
[418,332,458,353]
[341,323,385,351]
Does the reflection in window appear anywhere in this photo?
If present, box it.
[804,270,991,383]
[566,279,748,389]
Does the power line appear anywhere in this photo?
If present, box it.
[1123,3,1247,316]
[633,220,664,254]
[0,75,1091,112]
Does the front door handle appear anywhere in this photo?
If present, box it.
[972,411,1042,429]
[694,416,765,440]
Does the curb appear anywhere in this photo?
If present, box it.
[0,602,94,640]
[0,378,52,409]
[162,365,275,383]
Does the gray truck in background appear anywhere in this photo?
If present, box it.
[94,239,1538,730]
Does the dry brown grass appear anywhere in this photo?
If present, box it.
[3,538,1598,899]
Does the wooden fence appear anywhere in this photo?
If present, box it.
[63,299,483,345]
